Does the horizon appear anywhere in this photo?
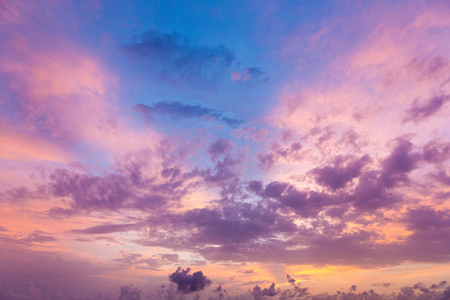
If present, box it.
[0,0,449,299]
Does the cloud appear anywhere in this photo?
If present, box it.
[407,55,450,81]
[257,142,302,170]
[230,67,268,83]
[422,140,450,163]
[135,102,243,128]
[402,94,450,123]
[123,30,234,87]
[119,285,142,300]
[252,283,279,299]
[70,224,140,235]
[207,139,233,162]
[430,281,447,290]
[168,267,211,294]
[22,231,58,243]
[160,254,179,263]
[309,155,370,190]
[49,169,131,210]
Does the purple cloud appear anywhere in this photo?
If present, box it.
[309,155,370,190]
[168,267,211,294]
[252,283,279,299]
[22,231,58,243]
[207,139,233,162]
[402,94,450,123]
[119,285,142,300]
[423,140,450,163]
[70,224,140,235]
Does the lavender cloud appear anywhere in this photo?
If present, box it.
[402,94,450,123]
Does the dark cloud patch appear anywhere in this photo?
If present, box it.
[168,267,211,294]
[247,180,263,194]
[309,155,370,190]
[22,231,58,243]
[349,285,357,292]
[257,142,302,170]
[114,252,161,270]
[160,254,179,262]
[200,155,241,187]
[407,55,450,81]
[402,94,450,123]
[47,154,196,211]
[240,280,270,286]
[373,282,391,288]
[402,207,450,262]
[263,181,339,217]
[351,139,420,211]
[423,140,450,163]
[231,67,268,83]
[430,280,447,290]
[123,30,234,87]
[46,207,76,218]
[351,170,400,211]
[239,269,254,274]
[119,284,142,300]
[71,224,140,235]
[0,186,33,203]
[252,283,279,299]
[380,139,420,187]
[207,139,233,162]
[49,169,131,210]
[135,102,242,128]
[0,226,7,232]
[413,282,430,294]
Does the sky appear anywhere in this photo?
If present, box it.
[0,0,449,299]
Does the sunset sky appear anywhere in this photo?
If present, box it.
[0,0,449,299]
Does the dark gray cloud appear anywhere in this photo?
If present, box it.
[135,102,243,128]
[123,30,234,87]
[402,94,450,123]
[168,267,211,294]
